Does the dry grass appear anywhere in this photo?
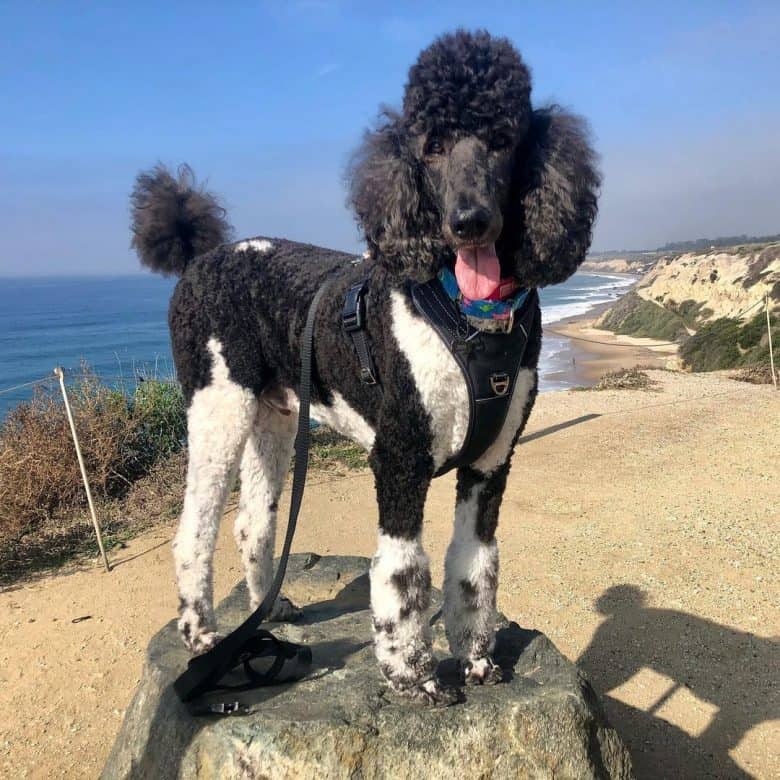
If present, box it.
[729,364,777,385]
[590,367,659,392]
[0,378,367,584]
[1,373,136,541]
[0,451,186,584]
[0,368,186,581]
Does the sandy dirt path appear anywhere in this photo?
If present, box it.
[1,372,777,779]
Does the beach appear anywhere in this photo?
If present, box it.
[539,272,679,389]
[1,370,777,779]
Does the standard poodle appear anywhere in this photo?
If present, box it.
[130,29,599,705]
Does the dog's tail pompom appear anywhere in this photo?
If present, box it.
[130,164,232,276]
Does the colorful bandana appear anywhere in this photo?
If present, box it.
[438,268,530,321]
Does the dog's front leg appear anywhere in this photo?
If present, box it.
[369,427,457,706]
[443,465,508,685]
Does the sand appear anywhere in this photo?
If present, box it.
[1,371,778,779]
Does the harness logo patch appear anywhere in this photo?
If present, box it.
[490,372,510,396]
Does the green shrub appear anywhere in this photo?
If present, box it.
[737,311,769,349]
[680,313,778,372]
[667,299,707,328]
[680,319,741,371]
[598,291,689,342]
[130,379,187,468]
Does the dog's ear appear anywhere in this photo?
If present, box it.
[347,111,444,279]
[506,106,600,287]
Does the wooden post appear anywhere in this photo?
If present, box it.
[767,295,777,390]
[54,367,111,571]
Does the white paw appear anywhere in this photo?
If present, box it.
[179,618,221,655]
[463,656,503,686]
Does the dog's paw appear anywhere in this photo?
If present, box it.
[463,656,503,686]
[178,602,220,655]
[393,677,461,707]
[179,620,221,655]
[267,595,303,623]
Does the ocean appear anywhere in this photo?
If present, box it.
[0,271,634,418]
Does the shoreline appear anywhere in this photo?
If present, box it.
[540,291,680,390]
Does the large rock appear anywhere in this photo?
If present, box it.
[102,554,633,779]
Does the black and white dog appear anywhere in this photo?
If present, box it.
[131,30,598,705]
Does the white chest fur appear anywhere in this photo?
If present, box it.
[390,290,470,471]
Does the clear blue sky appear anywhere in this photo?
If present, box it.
[1,1,778,276]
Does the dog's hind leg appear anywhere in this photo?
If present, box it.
[173,338,258,654]
[233,396,301,621]
[443,466,506,686]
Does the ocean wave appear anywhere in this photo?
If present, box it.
[540,274,636,325]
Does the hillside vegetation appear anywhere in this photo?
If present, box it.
[680,310,778,372]
[0,370,366,581]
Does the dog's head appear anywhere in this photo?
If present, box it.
[348,30,600,292]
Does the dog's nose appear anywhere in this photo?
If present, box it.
[449,206,492,241]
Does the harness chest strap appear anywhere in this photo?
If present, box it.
[409,278,539,475]
[342,274,539,476]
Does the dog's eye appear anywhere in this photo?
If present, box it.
[424,137,444,156]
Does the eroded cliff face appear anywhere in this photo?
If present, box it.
[594,244,780,373]
[636,244,780,323]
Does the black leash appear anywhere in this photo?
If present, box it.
[173,280,332,714]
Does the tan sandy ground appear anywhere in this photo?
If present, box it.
[0,371,778,779]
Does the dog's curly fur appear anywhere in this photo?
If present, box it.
[131,164,233,276]
[130,29,599,705]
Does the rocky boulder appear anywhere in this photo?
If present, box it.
[102,554,633,779]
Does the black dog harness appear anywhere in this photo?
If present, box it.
[343,275,539,475]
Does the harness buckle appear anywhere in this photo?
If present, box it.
[359,367,378,385]
[342,279,381,387]
[190,700,243,716]
[342,283,365,333]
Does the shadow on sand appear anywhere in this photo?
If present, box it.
[577,585,779,778]
[519,413,601,444]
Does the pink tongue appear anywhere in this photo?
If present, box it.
[454,244,501,300]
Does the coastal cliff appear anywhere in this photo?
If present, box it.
[636,243,780,322]
[593,243,779,373]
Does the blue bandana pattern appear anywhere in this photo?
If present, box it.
[437,268,530,321]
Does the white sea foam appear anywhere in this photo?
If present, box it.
[540,274,636,325]
[537,272,638,392]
